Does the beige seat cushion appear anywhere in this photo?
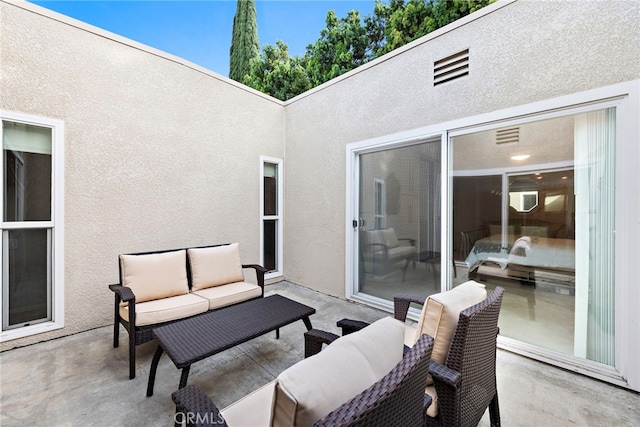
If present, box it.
[188,243,244,291]
[221,380,277,427]
[192,281,262,310]
[119,293,208,326]
[272,317,404,427]
[412,280,487,364]
[379,228,400,248]
[120,249,189,303]
[425,385,438,417]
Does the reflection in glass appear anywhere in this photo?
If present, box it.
[3,228,51,328]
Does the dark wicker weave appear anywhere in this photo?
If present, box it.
[336,287,504,427]
[314,333,434,427]
[108,244,267,379]
[172,385,228,427]
[146,294,315,396]
[172,334,434,427]
[426,287,504,427]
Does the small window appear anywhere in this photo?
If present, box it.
[260,157,283,278]
[1,113,64,341]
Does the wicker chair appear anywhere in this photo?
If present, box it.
[425,286,503,427]
[336,286,504,427]
[172,333,434,427]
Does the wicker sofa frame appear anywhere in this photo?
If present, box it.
[108,244,267,380]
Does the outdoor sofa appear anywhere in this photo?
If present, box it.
[108,242,267,379]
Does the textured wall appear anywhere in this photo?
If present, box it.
[0,2,284,349]
[1,0,638,349]
[283,0,640,297]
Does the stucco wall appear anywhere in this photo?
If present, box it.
[0,2,284,349]
[283,0,640,297]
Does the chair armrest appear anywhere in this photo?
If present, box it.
[304,329,340,358]
[398,237,416,246]
[242,264,267,295]
[393,294,425,322]
[172,384,228,427]
[368,243,389,256]
[429,360,461,388]
[336,318,370,335]
[108,284,135,303]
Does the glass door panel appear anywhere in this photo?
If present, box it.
[451,109,615,365]
[357,140,441,300]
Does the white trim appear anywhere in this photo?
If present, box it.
[0,110,65,342]
[344,80,640,391]
[260,156,283,280]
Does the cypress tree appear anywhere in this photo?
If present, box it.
[229,0,259,82]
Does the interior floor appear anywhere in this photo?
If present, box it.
[360,260,575,356]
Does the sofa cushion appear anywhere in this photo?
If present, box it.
[192,281,262,310]
[120,249,189,303]
[272,317,404,427]
[119,293,208,326]
[220,380,277,427]
[188,243,244,291]
[412,280,487,384]
[379,228,400,248]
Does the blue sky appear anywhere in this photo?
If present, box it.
[30,0,378,78]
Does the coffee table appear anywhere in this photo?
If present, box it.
[146,294,315,396]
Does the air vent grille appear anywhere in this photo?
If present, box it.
[434,49,469,86]
[496,127,520,144]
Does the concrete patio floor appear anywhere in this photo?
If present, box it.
[1,281,638,427]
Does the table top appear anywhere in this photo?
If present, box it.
[152,294,315,368]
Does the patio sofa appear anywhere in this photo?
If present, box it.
[172,317,435,426]
[108,243,267,379]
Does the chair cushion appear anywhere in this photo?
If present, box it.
[379,228,400,248]
[119,293,208,326]
[272,317,404,427]
[221,380,277,427]
[188,243,245,291]
[192,281,262,310]
[120,249,189,303]
[413,280,487,374]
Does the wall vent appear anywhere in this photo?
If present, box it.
[495,127,520,144]
[433,49,469,86]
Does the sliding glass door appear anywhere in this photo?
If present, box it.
[451,108,615,366]
[355,138,442,302]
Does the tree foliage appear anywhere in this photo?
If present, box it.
[229,0,260,82]
[242,41,311,101]
[242,0,494,100]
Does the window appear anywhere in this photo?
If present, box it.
[260,157,282,278]
[1,112,64,341]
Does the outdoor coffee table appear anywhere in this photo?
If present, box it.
[146,294,315,396]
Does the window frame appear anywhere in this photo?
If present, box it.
[260,156,283,279]
[0,111,64,342]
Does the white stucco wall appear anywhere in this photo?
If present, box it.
[0,1,284,349]
[283,0,640,297]
[1,0,638,350]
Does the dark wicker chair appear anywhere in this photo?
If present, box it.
[108,244,266,379]
[425,286,503,427]
[335,286,504,427]
[171,333,434,427]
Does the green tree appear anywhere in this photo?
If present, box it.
[243,41,311,101]
[304,10,371,87]
[229,0,259,82]
[371,0,495,56]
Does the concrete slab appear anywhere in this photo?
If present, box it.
[1,282,638,426]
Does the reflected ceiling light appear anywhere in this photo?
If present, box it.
[511,154,530,161]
